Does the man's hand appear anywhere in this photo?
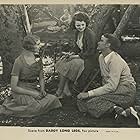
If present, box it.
[77,92,89,100]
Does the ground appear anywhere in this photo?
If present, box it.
[0,78,140,127]
[0,96,140,127]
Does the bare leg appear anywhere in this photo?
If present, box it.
[63,79,72,97]
[56,74,66,97]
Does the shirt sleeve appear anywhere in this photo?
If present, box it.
[88,55,123,96]
[11,57,22,76]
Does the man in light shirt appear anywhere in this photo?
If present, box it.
[77,33,139,123]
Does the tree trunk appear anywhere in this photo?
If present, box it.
[113,5,137,38]
[90,5,116,42]
[18,5,32,35]
[23,5,32,34]
[89,5,137,41]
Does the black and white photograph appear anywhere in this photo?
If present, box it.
[0,4,140,129]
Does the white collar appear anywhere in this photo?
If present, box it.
[104,51,114,63]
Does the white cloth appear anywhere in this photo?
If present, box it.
[76,33,83,50]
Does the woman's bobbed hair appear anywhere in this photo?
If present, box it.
[22,34,40,51]
[70,12,90,30]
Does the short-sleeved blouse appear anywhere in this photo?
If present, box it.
[11,54,42,82]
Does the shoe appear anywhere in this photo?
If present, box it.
[114,106,125,119]
[124,108,131,116]
[129,107,140,126]
[115,115,126,124]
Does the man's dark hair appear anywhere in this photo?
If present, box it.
[103,33,121,51]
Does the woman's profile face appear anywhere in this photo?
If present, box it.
[32,40,42,53]
[75,20,86,32]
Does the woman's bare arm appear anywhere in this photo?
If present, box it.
[11,75,41,99]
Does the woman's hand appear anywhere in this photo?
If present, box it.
[35,94,43,100]
[66,55,80,61]
[77,92,89,100]
[41,90,47,97]
[60,52,74,60]
[31,91,44,100]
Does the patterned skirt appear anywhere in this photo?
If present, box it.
[55,57,84,82]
